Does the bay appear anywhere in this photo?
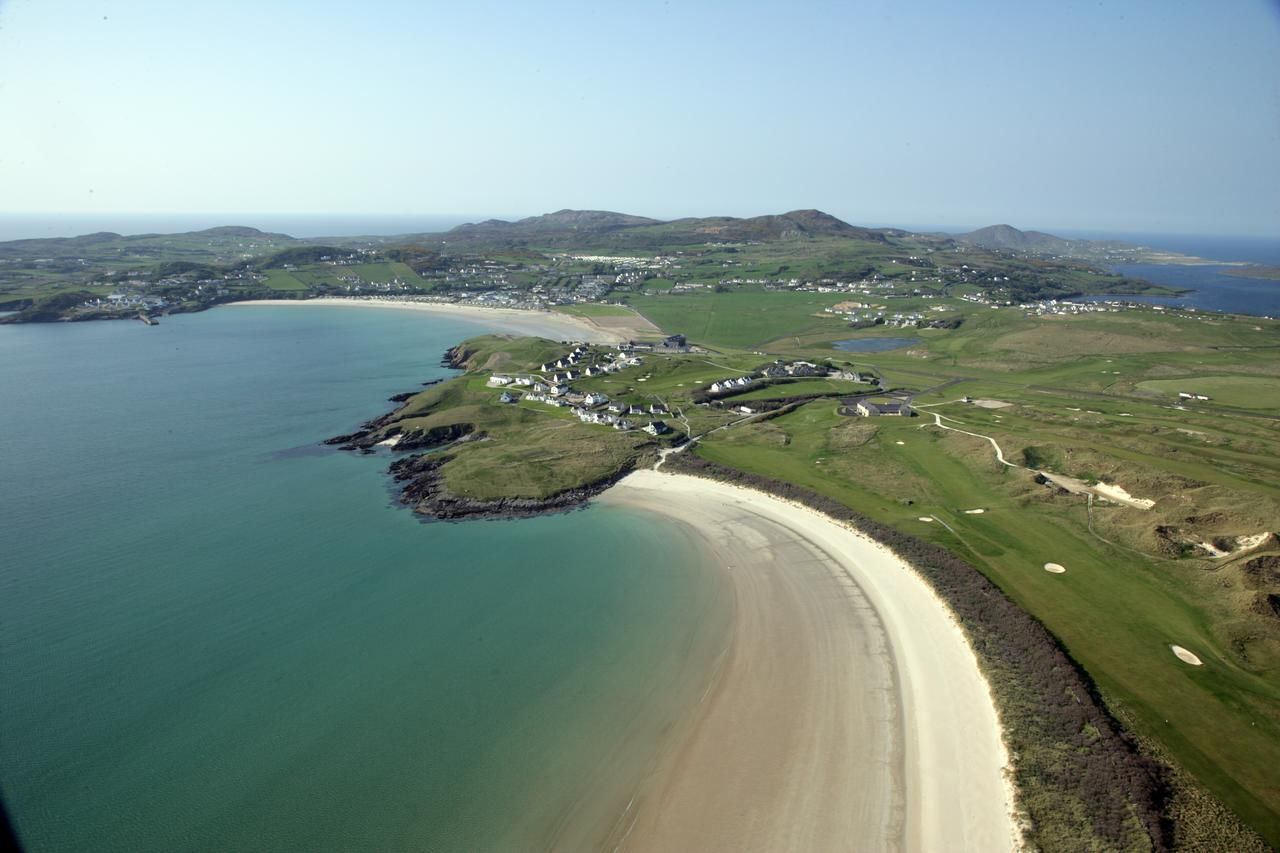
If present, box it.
[0,306,727,851]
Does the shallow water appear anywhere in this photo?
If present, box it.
[0,306,727,851]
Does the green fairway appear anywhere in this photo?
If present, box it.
[1135,375,1280,411]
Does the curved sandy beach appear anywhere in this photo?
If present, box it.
[223,297,646,343]
[600,470,1018,852]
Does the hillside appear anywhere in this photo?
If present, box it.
[953,224,1177,262]
[422,208,889,249]
[957,224,1074,252]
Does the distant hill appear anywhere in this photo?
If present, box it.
[954,224,1137,256]
[445,209,662,242]
[0,226,299,261]
[428,208,887,249]
[955,224,1078,252]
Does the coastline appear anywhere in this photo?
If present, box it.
[598,469,1019,852]
[221,297,637,343]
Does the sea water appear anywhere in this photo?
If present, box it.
[0,306,727,851]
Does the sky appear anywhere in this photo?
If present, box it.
[1,0,1278,236]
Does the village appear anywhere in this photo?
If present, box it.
[483,333,911,440]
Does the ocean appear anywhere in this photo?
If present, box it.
[0,306,728,851]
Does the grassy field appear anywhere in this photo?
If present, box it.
[625,288,852,349]
[260,270,309,291]
[1135,376,1280,411]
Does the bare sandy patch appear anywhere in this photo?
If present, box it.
[1094,483,1156,510]
[973,399,1012,409]
[965,508,987,514]
[1170,645,1203,666]
[1044,563,1067,574]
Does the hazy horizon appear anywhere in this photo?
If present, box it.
[2,0,1278,237]
[1,210,1278,246]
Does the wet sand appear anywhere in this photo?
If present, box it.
[599,470,1018,852]
[223,298,639,343]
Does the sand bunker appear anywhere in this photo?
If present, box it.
[918,517,934,523]
[896,440,905,445]
[964,509,986,514]
[1044,563,1066,574]
[1094,483,1156,510]
[1170,645,1203,666]
[1237,532,1274,551]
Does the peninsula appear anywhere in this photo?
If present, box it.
[313,259,1280,849]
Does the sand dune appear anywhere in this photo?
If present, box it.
[601,471,1018,852]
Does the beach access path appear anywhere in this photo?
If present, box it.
[600,470,1018,852]
[223,298,641,343]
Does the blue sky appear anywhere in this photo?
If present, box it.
[1,0,1277,234]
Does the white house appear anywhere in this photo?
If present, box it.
[487,375,513,386]
[644,420,671,435]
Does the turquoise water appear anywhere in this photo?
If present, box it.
[0,307,727,851]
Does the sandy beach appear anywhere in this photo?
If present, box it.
[223,297,650,343]
[600,470,1018,852]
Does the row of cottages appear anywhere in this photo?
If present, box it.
[606,401,669,416]
[525,393,572,408]
[539,345,590,373]
[855,400,912,417]
[708,376,756,394]
[1178,391,1211,401]
[573,408,636,430]
[759,360,854,380]
[488,374,542,387]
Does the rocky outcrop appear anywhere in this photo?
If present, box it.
[389,452,636,520]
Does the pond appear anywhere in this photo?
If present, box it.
[832,337,920,352]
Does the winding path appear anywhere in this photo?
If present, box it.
[920,411,1021,468]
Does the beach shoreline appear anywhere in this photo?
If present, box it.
[598,469,1019,852]
[221,297,640,343]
